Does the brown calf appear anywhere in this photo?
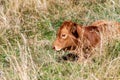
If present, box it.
[53,20,120,60]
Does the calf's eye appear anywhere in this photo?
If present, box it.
[61,34,67,39]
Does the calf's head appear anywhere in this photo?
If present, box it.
[52,21,80,51]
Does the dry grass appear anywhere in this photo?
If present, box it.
[0,0,120,80]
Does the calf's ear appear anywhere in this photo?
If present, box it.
[70,23,79,38]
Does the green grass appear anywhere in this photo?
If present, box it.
[0,0,120,80]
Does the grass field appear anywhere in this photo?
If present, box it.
[0,0,120,80]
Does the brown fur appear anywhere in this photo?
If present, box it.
[53,20,120,60]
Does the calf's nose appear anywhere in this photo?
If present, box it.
[52,46,55,50]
